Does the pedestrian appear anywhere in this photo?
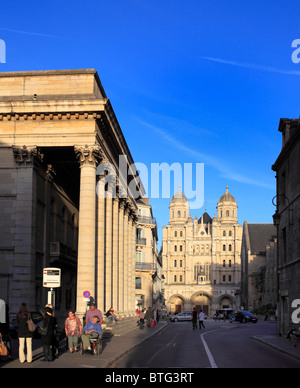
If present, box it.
[105,307,118,324]
[144,307,154,327]
[139,308,146,330]
[65,310,82,353]
[192,308,198,330]
[81,315,102,353]
[85,303,103,325]
[41,306,57,362]
[16,303,33,363]
[198,309,206,329]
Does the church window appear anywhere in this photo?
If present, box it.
[229,260,232,267]
[228,275,232,282]
[223,260,226,267]
[175,231,177,237]
[174,275,177,282]
[180,231,183,237]
[223,230,226,236]
[178,210,181,217]
[174,260,177,267]
[223,245,226,251]
[229,244,232,251]
[223,275,226,282]
[180,275,183,282]
[180,260,182,267]
[229,230,232,236]
[180,245,183,251]
[174,245,177,252]
[226,210,229,217]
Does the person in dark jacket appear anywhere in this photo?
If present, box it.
[41,306,57,362]
[16,303,33,363]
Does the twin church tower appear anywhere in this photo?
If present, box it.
[162,186,243,315]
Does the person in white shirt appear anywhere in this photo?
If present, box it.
[198,309,206,329]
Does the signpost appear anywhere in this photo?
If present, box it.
[43,268,61,307]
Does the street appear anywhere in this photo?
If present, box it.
[111,320,300,368]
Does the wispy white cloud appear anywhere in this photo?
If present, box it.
[0,27,68,40]
[201,56,300,75]
[136,117,274,190]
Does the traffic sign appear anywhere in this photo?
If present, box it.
[83,290,91,298]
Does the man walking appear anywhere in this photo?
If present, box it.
[198,309,206,330]
[192,308,198,330]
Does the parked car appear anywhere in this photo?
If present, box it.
[170,312,192,322]
[234,311,257,323]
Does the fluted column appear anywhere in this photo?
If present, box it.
[105,185,113,311]
[118,199,125,314]
[112,195,119,310]
[123,204,129,313]
[75,145,100,318]
[96,174,106,313]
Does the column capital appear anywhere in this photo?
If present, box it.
[74,144,102,167]
[12,145,43,166]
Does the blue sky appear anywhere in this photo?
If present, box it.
[1,1,300,247]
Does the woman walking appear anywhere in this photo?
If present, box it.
[64,310,82,353]
[16,303,33,363]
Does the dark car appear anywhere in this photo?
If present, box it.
[234,311,257,323]
[9,311,44,338]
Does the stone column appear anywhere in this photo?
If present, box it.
[118,199,125,314]
[112,195,119,310]
[96,173,106,313]
[123,204,129,313]
[12,145,42,313]
[75,145,100,318]
[105,184,113,312]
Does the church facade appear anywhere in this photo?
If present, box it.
[162,187,243,316]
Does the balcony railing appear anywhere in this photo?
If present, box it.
[136,237,146,245]
[135,262,156,271]
[137,216,156,225]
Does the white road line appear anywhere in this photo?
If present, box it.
[200,331,218,368]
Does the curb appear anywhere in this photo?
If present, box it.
[105,322,169,368]
[252,336,300,361]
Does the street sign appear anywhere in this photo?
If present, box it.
[43,268,61,288]
[83,290,91,298]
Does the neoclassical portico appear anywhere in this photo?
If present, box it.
[0,69,143,320]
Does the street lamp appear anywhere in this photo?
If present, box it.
[272,194,292,227]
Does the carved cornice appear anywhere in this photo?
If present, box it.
[74,144,102,167]
[12,145,43,166]
[0,112,102,122]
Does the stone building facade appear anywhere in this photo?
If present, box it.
[135,197,162,311]
[272,117,300,335]
[0,69,144,321]
[162,187,243,316]
[240,222,277,311]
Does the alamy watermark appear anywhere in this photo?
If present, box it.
[291,39,300,64]
[291,299,300,324]
[0,39,6,63]
[96,156,204,210]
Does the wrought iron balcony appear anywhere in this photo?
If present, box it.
[135,262,156,271]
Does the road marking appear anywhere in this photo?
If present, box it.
[200,331,218,368]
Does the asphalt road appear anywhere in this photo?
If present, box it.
[112,320,300,368]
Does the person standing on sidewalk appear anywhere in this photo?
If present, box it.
[65,310,82,353]
[198,309,206,330]
[85,303,103,325]
[41,307,57,362]
[16,303,33,364]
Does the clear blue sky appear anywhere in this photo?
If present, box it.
[1,1,300,247]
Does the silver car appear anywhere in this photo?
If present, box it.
[170,312,192,322]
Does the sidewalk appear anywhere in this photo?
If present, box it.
[2,320,300,368]
[252,332,300,361]
[1,320,169,369]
